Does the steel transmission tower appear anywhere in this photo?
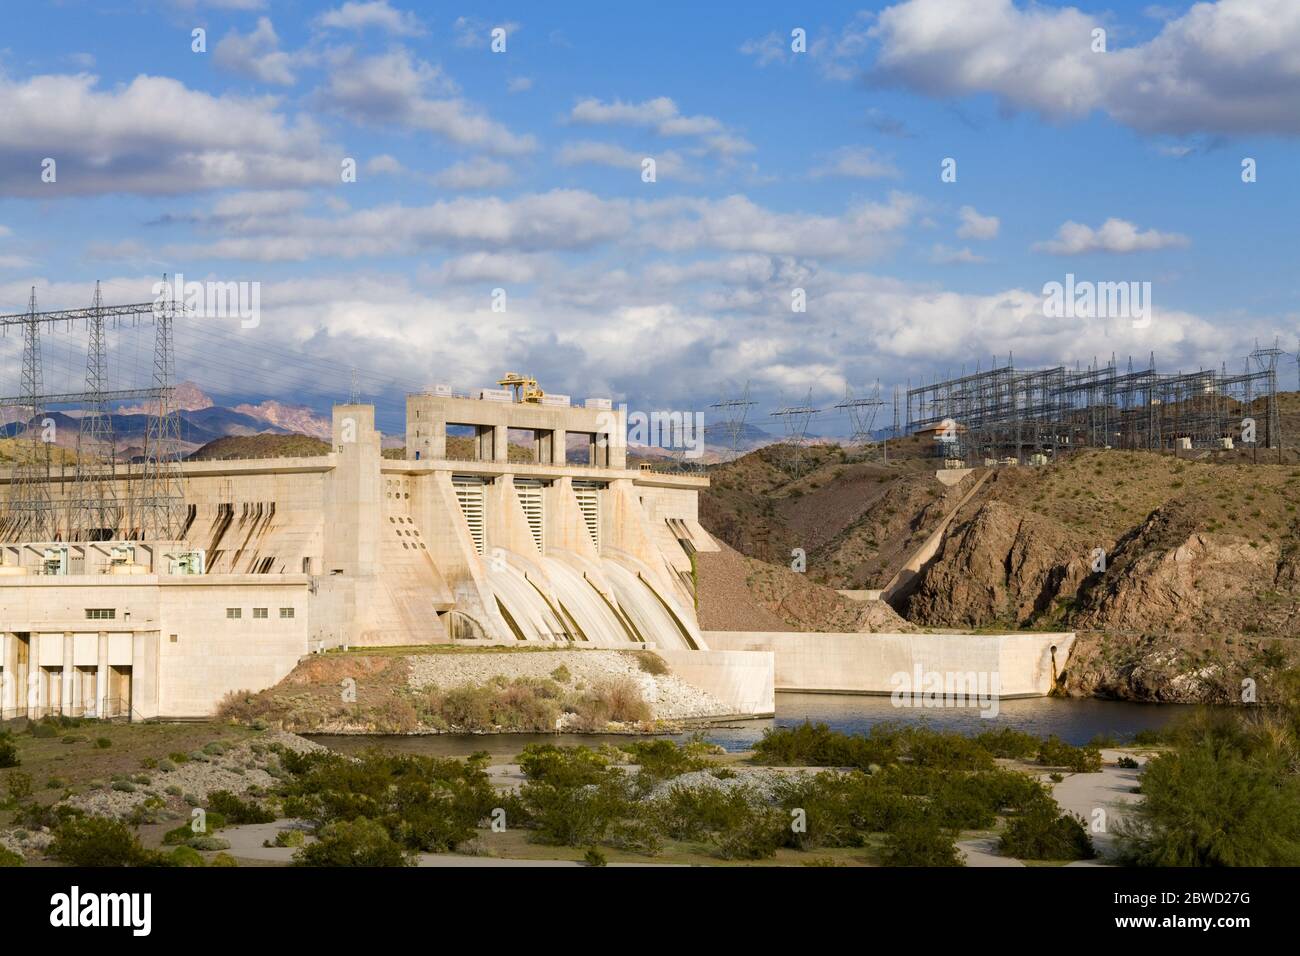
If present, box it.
[1250,338,1284,452]
[710,382,756,460]
[8,288,54,540]
[834,381,886,459]
[770,390,820,477]
[71,282,120,540]
[137,282,185,540]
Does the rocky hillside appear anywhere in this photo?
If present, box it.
[188,433,330,460]
[701,439,959,590]
[695,541,911,633]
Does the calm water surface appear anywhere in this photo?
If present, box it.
[311,692,1193,758]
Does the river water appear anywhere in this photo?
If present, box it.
[311,692,1192,759]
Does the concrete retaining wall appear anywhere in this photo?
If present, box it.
[701,631,1073,698]
[657,648,775,717]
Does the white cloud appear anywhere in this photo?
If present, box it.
[930,244,986,264]
[810,146,899,179]
[434,157,514,189]
[643,191,918,259]
[569,96,753,157]
[1034,218,1190,255]
[366,154,405,176]
[556,140,689,178]
[0,72,336,196]
[870,0,1300,136]
[214,18,300,86]
[320,49,536,155]
[429,252,548,284]
[956,205,999,240]
[316,1,425,36]
[739,32,788,67]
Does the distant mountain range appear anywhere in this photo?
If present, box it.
[0,381,332,461]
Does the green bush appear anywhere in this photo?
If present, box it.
[94,738,112,749]
[620,739,711,782]
[0,847,23,867]
[1119,741,1300,866]
[973,727,1040,759]
[167,845,205,867]
[583,847,607,866]
[272,829,306,848]
[28,722,57,739]
[752,721,899,769]
[881,810,963,867]
[186,836,231,851]
[206,790,275,825]
[5,771,33,803]
[293,818,413,867]
[999,798,1096,861]
[1037,737,1103,773]
[0,733,18,769]
[49,817,152,867]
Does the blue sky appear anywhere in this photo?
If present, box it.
[1,0,1297,435]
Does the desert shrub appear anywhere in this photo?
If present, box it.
[279,750,498,854]
[5,771,33,803]
[293,818,412,867]
[429,679,563,732]
[166,845,204,867]
[584,847,607,866]
[881,809,962,867]
[207,789,275,825]
[521,776,631,846]
[210,852,238,867]
[0,847,23,867]
[202,741,226,756]
[28,721,57,739]
[713,804,786,860]
[550,665,572,683]
[518,744,611,787]
[999,798,1095,861]
[46,776,68,790]
[272,829,306,848]
[1117,755,1139,769]
[1118,741,1300,866]
[633,651,670,676]
[605,818,663,856]
[620,739,711,782]
[111,781,136,793]
[570,677,652,728]
[0,734,20,769]
[973,727,1040,759]
[186,836,231,851]
[49,817,151,867]
[904,728,995,771]
[140,757,158,769]
[94,738,112,749]
[774,772,909,849]
[1037,737,1103,773]
[650,783,764,844]
[752,721,899,769]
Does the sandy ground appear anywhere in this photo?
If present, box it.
[1051,748,1148,865]
[221,819,681,867]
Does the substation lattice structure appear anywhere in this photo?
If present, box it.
[906,348,1284,464]
[0,282,187,543]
